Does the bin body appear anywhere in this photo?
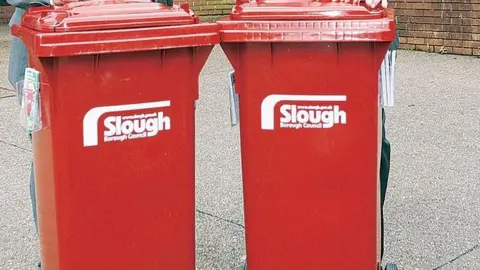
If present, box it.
[13,1,218,269]
[219,2,395,269]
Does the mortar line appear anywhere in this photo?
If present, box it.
[196,209,245,229]
[0,139,32,153]
[432,244,480,270]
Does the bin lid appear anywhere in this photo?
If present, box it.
[13,0,219,57]
[217,0,395,43]
[230,1,385,21]
[22,0,196,32]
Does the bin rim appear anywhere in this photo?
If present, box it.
[12,23,220,57]
[217,2,396,43]
[21,0,199,33]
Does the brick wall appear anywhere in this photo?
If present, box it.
[0,6,14,24]
[390,0,480,56]
[180,0,234,16]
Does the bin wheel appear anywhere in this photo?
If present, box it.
[385,263,398,270]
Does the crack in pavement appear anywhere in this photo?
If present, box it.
[432,244,480,270]
[0,86,14,92]
[0,139,32,153]
[0,94,15,99]
[196,209,245,229]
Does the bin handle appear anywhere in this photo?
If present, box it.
[227,71,239,126]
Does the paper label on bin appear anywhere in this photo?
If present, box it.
[261,94,347,130]
[83,101,171,147]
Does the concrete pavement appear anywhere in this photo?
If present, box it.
[1,30,479,269]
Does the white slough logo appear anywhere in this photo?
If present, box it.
[261,94,347,130]
[83,100,171,147]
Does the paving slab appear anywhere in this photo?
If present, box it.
[0,96,31,151]
[438,247,480,270]
[0,142,38,270]
[0,34,479,270]
[196,212,246,270]
[200,45,233,76]
[0,25,12,42]
[0,88,15,98]
[381,51,480,269]
[0,39,13,91]
[195,67,244,225]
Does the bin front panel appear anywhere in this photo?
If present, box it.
[31,47,208,270]
[233,41,388,270]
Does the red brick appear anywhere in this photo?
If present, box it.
[432,32,449,39]
[444,40,463,47]
[451,18,463,25]
[396,23,407,30]
[394,2,407,9]
[415,17,435,24]
[463,11,480,19]
[411,24,425,31]
[403,9,424,16]
[425,38,444,46]
[462,26,480,33]
[432,17,454,25]
[409,31,435,38]
[415,45,430,52]
[413,3,432,9]
[408,37,425,44]
[447,32,473,40]
[400,44,416,50]
[196,10,209,15]
[423,10,442,17]
[398,30,411,37]
[396,15,414,23]
[423,24,445,32]
[0,7,14,12]
[426,24,452,32]
[446,25,463,32]
[463,40,480,48]
[462,18,474,26]
[452,47,473,55]
[452,4,473,11]
[432,3,453,10]
[0,6,13,22]
[395,9,405,16]
[443,11,462,18]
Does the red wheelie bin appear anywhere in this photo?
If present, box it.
[12,1,218,269]
[218,0,396,269]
